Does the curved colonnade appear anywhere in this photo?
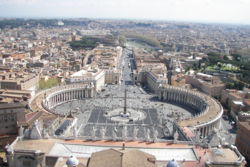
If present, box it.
[30,83,223,138]
[29,84,95,115]
[158,85,223,138]
[43,84,94,110]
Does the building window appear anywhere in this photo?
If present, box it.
[8,115,12,121]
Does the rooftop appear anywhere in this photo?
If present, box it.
[0,102,26,110]
[207,148,239,163]
[13,139,198,161]
[88,149,156,167]
[238,121,250,131]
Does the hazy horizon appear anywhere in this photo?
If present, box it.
[0,0,250,25]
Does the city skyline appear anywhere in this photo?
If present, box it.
[0,0,250,25]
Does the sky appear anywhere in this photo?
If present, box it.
[0,0,250,24]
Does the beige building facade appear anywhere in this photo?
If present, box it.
[186,73,225,98]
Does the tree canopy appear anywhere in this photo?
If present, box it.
[39,78,60,90]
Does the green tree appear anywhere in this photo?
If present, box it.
[39,78,60,90]
[223,55,229,60]
[118,35,127,47]
[121,32,161,48]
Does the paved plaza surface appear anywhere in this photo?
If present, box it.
[53,84,195,141]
